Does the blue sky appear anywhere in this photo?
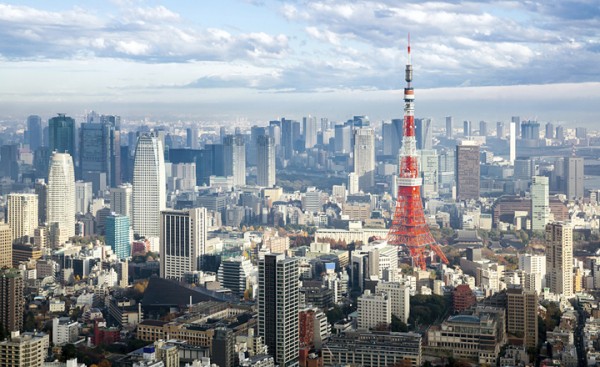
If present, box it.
[0,0,599,126]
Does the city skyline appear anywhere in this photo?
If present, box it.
[0,1,599,125]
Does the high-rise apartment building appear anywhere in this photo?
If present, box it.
[159,208,208,280]
[110,183,133,219]
[48,114,76,156]
[0,269,24,332]
[518,253,546,293]
[564,157,584,199]
[455,141,480,201]
[106,214,131,260]
[353,128,375,192]
[132,133,166,239]
[531,176,550,232]
[0,224,11,268]
[258,254,299,367]
[545,222,573,297]
[26,115,43,152]
[256,135,276,187]
[7,194,38,244]
[507,285,538,349]
[47,153,76,246]
[223,134,246,187]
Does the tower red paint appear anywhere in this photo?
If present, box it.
[387,38,449,270]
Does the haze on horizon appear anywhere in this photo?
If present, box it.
[0,0,599,127]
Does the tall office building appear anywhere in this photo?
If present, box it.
[0,269,24,332]
[281,118,296,160]
[27,115,43,151]
[382,122,395,156]
[0,223,11,268]
[249,126,267,166]
[531,176,550,232]
[303,115,318,149]
[455,141,480,201]
[420,149,439,199]
[507,285,538,349]
[256,135,276,187]
[47,153,76,246]
[79,121,121,188]
[186,127,199,149]
[496,121,505,139]
[48,114,76,156]
[132,133,166,239]
[353,128,375,192]
[110,183,133,219]
[223,134,246,186]
[160,207,208,280]
[479,121,488,136]
[463,120,472,137]
[445,116,453,138]
[545,222,573,298]
[74,181,93,214]
[7,194,38,244]
[334,124,352,154]
[106,214,131,260]
[564,157,584,199]
[545,122,555,139]
[258,254,299,367]
[511,116,521,137]
[415,118,432,150]
[0,144,19,181]
[509,121,516,164]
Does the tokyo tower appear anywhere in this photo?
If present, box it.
[387,36,449,270]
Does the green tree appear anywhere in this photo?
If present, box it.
[391,315,408,332]
[61,344,77,362]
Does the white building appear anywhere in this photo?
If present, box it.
[353,128,375,191]
[376,281,410,323]
[47,153,76,247]
[52,317,79,346]
[132,133,166,239]
[0,331,49,367]
[256,136,275,188]
[357,290,391,330]
[159,208,208,280]
[531,176,550,232]
[74,181,92,214]
[110,183,133,219]
[7,193,38,243]
[518,253,546,293]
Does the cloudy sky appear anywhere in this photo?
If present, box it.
[0,0,599,126]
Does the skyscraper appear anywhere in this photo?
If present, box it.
[256,135,276,187]
[353,128,375,192]
[531,176,550,232]
[463,120,472,137]
[110,183,133,219]
[223,134,246,187]
[48,114,76,156]
[545,222,573,298]
[303,115,318,149]
[545,122,555,139]
[334,124,351,153]
[159,207,208,280]
[0,268,24,332]
[79,121,121,188]
[106,214,131,260]
[7,194,38,244]
[0,223,11,268]
[27,115,43,151]
[455,142,480,201]
[507,285,538,349]
[132,133,166,239]
[74,181,93,214]
[186,127,199,149]
[479,120,488,136]
[258,254,299,367]
[47,153,76,246]
[564,157,584,199]
[509,121,516,164]
[496,121,505,139]
[511,116,521,137]
[415,118,432,150]
[445,116,453,138]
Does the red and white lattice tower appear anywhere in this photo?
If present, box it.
[387,36,449,270]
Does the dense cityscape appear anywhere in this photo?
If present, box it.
[1,2,600,367]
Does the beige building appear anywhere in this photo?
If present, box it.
[0,223,11,268]
[376,281,410,323]
[357,290,390,330]
[507,285,538,349]
[0,331,49,367]
[7,193,38,244]
[545,222,573,297]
